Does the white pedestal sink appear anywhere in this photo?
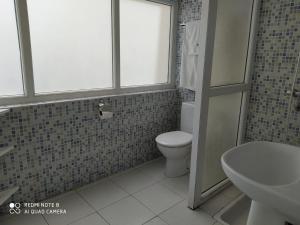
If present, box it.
[221,141,300,225]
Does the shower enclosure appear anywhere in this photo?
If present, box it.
[188,0,260,208]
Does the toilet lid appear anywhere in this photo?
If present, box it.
[155,131,192,147]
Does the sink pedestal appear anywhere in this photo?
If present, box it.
[247,201,286,225]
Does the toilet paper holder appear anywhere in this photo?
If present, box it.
[98,103,113,119]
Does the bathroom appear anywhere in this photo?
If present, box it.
[0,0,299,225]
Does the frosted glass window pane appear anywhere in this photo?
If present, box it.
[27,0,112,93]
[0,0,23,96]
[202,93,242,191]
[210,0,253,86]
[120,0,171,86]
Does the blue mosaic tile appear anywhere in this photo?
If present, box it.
[245,0,300,144]
[0,90,179,204]
[1,0,299,209]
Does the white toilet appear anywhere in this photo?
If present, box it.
[155,102,194,177]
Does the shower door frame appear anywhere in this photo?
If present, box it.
[187,0,261,209]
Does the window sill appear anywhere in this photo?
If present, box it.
[0,84,177,108]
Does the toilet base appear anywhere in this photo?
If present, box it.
[165,158,188,177]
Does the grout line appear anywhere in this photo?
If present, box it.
[41,214,50,225]
[141,217,157,225]
[108,157,165,179]
[158,181,186,199]
[45,192,96,225]
[66,211,96,225]
[97,195,130,212]
[75,159,168,211]
[130,193,159,216]
[107,177,131,194]
[96,160,182,222]
[0,159,177,225]
[159,179,187,198]
[41,159,173,225]
[75,191,100,211]
[108,171,168,196]
[0,207,50,225]
[74,186,130,217]
[95,211,112,225]
[134,157,165,169]
[132,191,185,217]
[141,215,172,225]
[157,215,172,225]
[106,179,162,215]
[157,198,186,216]
[73,177,112,193]
[43,210,96,225]
[45,174,234,225]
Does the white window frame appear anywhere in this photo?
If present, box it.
[0,0,177,107]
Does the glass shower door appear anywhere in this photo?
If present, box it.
[188,0,259,208]
[201,0,254,191]
[202,93,243,191]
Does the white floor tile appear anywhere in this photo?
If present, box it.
[199,192,233,216]
[159,201,215,225]
[70,213,109,225]
[0,214,48,225]
[99,196,155,225]
[138,158,166,182]
[78,178,128,210]
[110,169,158,194]
[160,174,189,198]
[43,191,94,225]
[143,217,168,225]
[133,183,183,214]
[222,185,242,199]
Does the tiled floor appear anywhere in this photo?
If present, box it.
[0,158,242,225]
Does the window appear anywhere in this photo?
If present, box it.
[0,0,176,106]
[0,0,23,96]
[120,0,171,86]
[27,0,113,93]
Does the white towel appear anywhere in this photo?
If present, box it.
[180,21,201,91]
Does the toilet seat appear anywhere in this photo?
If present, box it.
[155,131,192,148]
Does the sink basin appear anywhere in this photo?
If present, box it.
[222,141,300,225]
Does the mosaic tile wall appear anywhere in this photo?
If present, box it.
[245,0,300,145]
[0,0,203,206]
[0,90,179,203]
[2,0,298,207]
[175,0,202,102]
[176,0,300,146]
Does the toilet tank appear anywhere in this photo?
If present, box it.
[180,102,195,133]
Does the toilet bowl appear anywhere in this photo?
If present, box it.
[156,131,192,177]
[155,102,194,177]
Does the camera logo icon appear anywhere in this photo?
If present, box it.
[9,203,21,214]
